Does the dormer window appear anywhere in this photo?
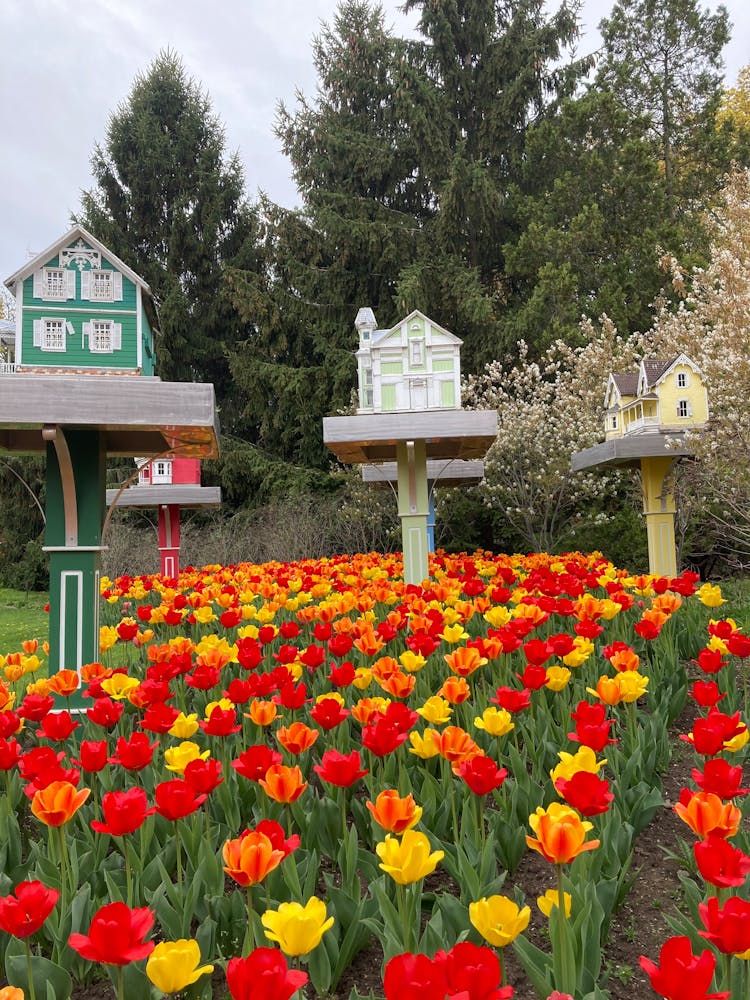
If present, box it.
[676,372,688,388]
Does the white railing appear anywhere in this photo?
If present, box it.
[0,361,16,375]
[626,415,660,432]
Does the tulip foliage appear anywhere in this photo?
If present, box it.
[0,550,747,999]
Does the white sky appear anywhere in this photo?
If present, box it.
[2,0,748,286]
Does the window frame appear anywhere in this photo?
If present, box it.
[42,268,67,301]
[676,371,689,389]
[677,399,690,418]
[89,270,114,302]
[89,320,114,354]
[42,318,66,352]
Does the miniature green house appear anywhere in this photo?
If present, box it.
[6,225,156,376]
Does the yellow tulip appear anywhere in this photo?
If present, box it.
[375,830,444,885]
[440,623,469,644]
[398,651,426,673]
[164,741,210,774]
[408,729,441,759]
[353,667,373,689]
[469,894,530,947]
[545,665,571,692]
[616,670,649,703]
[101,674,140,700]
[697,583,725,608]
[416,696,453,726]
[169,713,199,739]
[474,707,514,737]
[261,897,334,956]
[537,889,572,918]
[550,746,605,784]
[146,939,213,993]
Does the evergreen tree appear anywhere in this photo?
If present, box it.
[596,0,731,211]
[77,50,259,425]
[225,2,423,493]
[395,0,593,367]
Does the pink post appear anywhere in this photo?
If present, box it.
[157,503,181,579]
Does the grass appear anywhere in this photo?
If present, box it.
[0,588,49,654]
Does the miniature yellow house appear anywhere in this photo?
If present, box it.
[604,355,709,440]
[355,308,462,413]
[572,354,709,577]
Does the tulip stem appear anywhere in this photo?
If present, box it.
[341,787,348,841]
[556,864,573,995]
[117,964,125,1000]
[124,842,133,907]
[244,888,255,957]
[397,882,411,952]
[25,938,36,1000]
[174,823,183,890]
[57,826,71,908]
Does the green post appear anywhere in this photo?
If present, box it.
[396,440,429,586]
[44,428,106,699]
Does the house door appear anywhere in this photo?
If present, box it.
[410,380,427,409]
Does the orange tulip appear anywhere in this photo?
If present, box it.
[222,830,285,886]
[377,671,416,699]
[21,639,39,655]
[353,631,385,657]
[371,657,400,681]
[438,676,471,705]
[674,791,742,839]
[31,780,90,827]
[351,697,391,725]
[276,722,319,755]
[259,765,307,803]
[246,699,278,727]
[586,676,624,706]
[443,647,487,677]
[609,649,640,673]
[366,790,423,834]
[431,726,482,764]
[526,802,600,864]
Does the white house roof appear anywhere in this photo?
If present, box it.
[371,309,463,347]
[4,225,153,296]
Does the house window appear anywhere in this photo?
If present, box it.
[611,415,618,429]
[676,372,689,388]
[44,269,66,299]
[362,367,373,408]
[677,399,691,418]
[42,319,66,351]
[410,339,424,366]
[152,460,172,484]
[90,271,113,301]
[91,321,113,353]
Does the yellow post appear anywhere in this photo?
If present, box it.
[640,456,678,577]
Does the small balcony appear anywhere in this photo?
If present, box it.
[625,414,661,433]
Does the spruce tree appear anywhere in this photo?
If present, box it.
[77,50,259,425]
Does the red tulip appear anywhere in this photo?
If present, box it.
[328,660,356,687]
[327,634,353,658]
[0,881,59,938]
[91,788,155,836]
[73,740,109,773]
[726,632,750,658]
[254,820,300,858]
[457,755,508,796]
[313,749,368,787]
[640,936,729,1000]
[694,835,750,889]
[183,757,224,795]
[225,947,308,1000]
[109,733,158,772]
[0,711,22,738]
[86,696,124,729]
[516,665,548,691]
[442,941,514,999]
[491,687,531,714]
[139,702,181,733]
[522,639,553,666]
[690,680,725,708]
[699,895,750,955]
[554,771,614,817]
[309,697,350,730]
[691,758,749,799]
[275,681,308,710]
[0,737,21,771]
[236,637,264,670]
[361,719,408,757]
[185,663,221,690]
[18,694,55,722]
[696,648,725,674]
[232,745,282,783]
[383,952,448,1000]
[200,706,241,737]
[36,710,79,742]
[154,779,207,821]
[68,902,155,965]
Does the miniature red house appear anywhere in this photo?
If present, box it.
[106,457,221,578]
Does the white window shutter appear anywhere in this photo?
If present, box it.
[81,271,91,300]
[65,269,76,299]
[688,401,693,417]
[66,321,75,337]
[82,322,92,349]
[33,320,43,347]
[113,323,122,350]
[113,272,123,300]
[33,270,43,299]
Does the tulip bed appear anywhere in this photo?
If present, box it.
[0,551,748,1000]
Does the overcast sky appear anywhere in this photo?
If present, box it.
[2,0,748,287]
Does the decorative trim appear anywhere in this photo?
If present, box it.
[60,570,83,671]
[43,546,108,553]
[41,425,78,546]
[24,305,136,315]
[60,240,101,271]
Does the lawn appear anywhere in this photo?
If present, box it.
[0,587,49,652]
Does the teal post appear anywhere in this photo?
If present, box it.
[396,440,429,585]
[45,428,106,700]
